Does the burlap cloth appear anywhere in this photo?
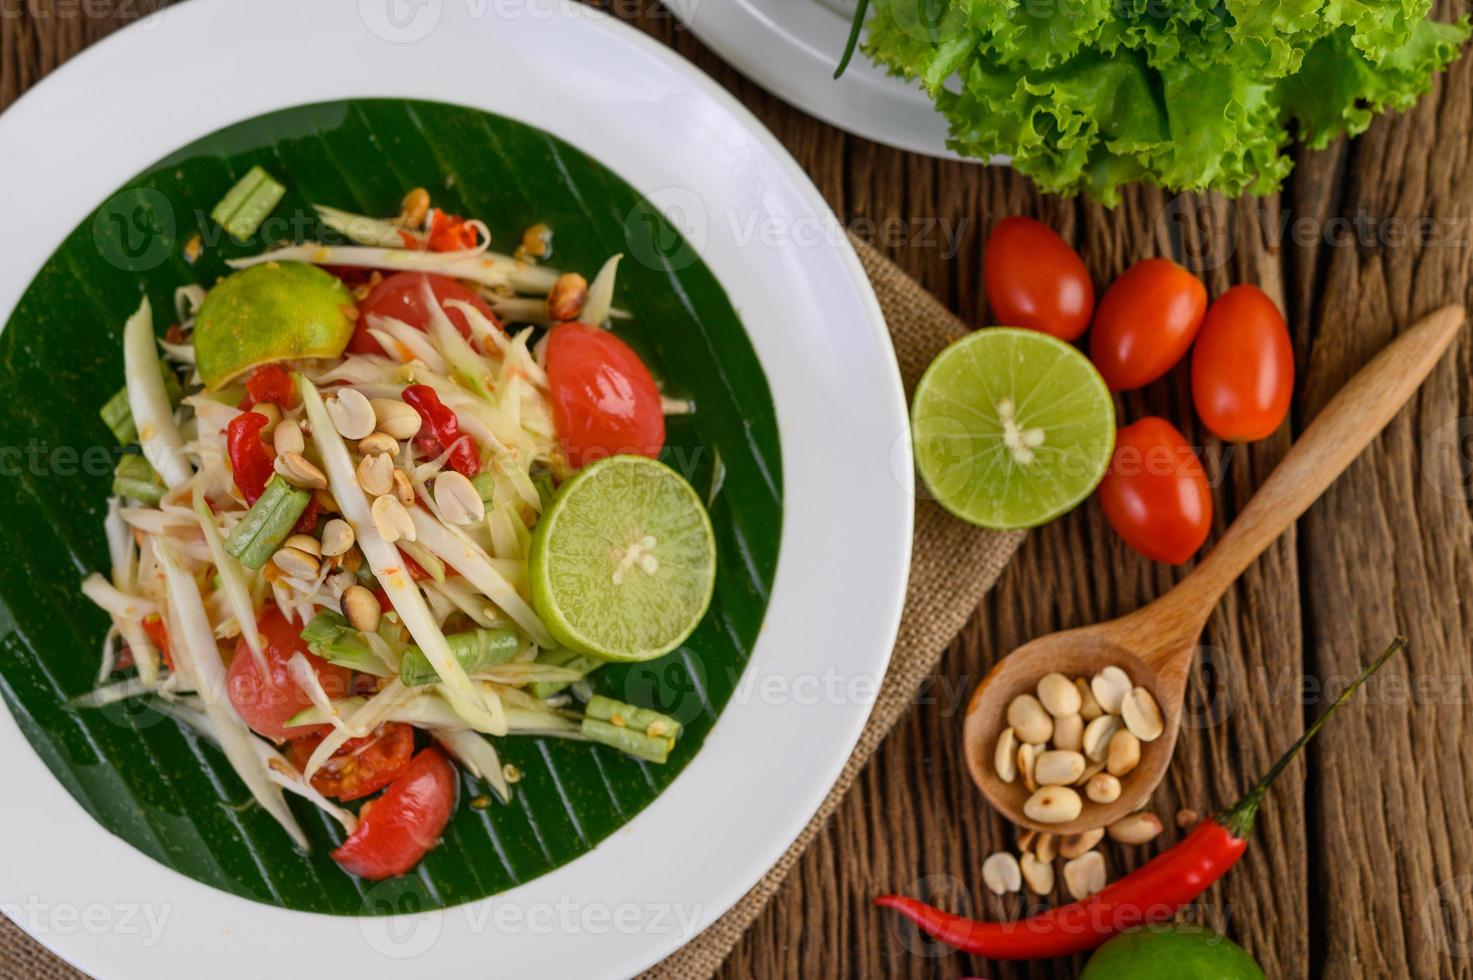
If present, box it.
[0,237,1023,980]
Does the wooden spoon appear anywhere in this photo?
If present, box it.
[963,305,1466,835]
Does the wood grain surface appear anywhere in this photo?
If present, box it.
[5,2,1473,978]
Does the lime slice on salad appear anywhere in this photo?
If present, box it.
[912,327,1115,529]
[194,262,355,390]
[530,455,716,662]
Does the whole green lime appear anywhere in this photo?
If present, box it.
[194,262,355,390]
[1082,925,1265,980]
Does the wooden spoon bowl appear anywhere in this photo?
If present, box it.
[963,305,1466,834]
[964,628,1179,835]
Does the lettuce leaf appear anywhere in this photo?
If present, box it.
[860,0,1469,203]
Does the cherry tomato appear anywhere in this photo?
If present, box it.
[1098,417,1213,565]
[350,272,500,356]
[288,723,415,801]
[332,749,457,880]
[546,322,665,468]
[1191,285,1294,442]
[1090,259,1208,391]
[982,216,1094,341]
[226,606,352,741]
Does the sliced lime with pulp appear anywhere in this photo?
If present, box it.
[530,455,716,662]
[194,262,355,390]
[912,327,1115,529]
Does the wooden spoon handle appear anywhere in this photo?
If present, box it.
[1143,305,1465,656]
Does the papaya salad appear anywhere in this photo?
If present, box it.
[79,174,717,880]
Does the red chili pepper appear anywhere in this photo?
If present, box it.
[293,495,321,535]
[140,614,175,671]
[226,411,276,504]
[245,364,295,408]
[876,638,1405,961]
[401,384,478,477]
[426,209,478,252]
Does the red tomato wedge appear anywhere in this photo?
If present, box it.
[1090,258,1208,391]
[546,322,665,469]
[226,606,351,741]
[983,216,1094,341]
[288,723,415,802]
[1098,417,1213,565]
[332,749,458,880]
[350,272,500,356]
[1191,285,1294,442]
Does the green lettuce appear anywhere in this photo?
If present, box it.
[860,0,1468,203]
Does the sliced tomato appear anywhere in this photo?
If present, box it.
[546,322,665,469]
[332,749,457,880]
[288,723,415,801]
[226,606,352,741]
[349,272,500,356]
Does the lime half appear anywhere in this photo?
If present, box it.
[530,455,716,662]
[912,328,1115,529]
[194,262,355,390]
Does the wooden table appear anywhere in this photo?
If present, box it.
[6,3,1473,977]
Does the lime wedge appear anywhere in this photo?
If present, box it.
[912,328,1115,529]
[530,456,716,662]
[194,262,355,390]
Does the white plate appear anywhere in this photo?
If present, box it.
[668,0,975,160]
[0,1,912,977]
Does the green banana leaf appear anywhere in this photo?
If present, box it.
[0,100,781,915]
